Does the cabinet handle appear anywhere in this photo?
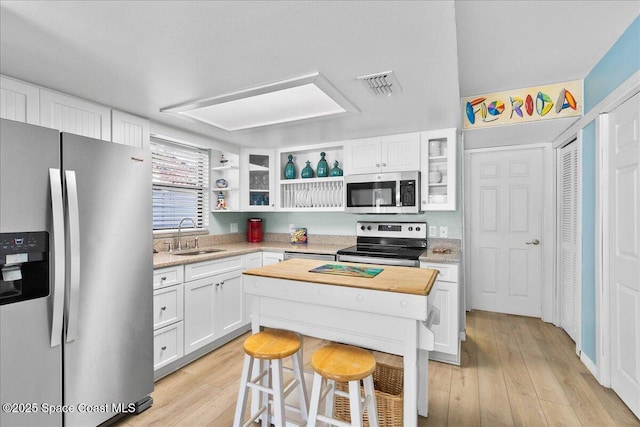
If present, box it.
[160,306,166,311]
[215,283,220,287]
[161,276,167,281]
[376,163,380,167]
[161,346,167,351]
[422,200,426,204]
[220,281,225,286]
[382,163,387,167]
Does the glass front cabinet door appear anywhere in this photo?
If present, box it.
[241,148,275,211]
[420,128,457,211]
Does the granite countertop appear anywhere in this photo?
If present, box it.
[419,248,462,264]
[153,241,349,268]
[153,238,462,269]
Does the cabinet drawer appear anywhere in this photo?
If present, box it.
[243,251,263,269]
[153,266,184,289]
[420,262,459,283]
[184,255,243,281]
[154,321,184,371]
[153,285,184,330]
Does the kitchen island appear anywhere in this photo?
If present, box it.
[243,258,439,425]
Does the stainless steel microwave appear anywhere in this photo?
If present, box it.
[345,171,420,214]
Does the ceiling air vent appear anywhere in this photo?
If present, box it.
[357,71,402,97]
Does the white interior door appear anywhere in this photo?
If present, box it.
[558,140,579,341]
[608,91,640,419]
[467,147,544,317]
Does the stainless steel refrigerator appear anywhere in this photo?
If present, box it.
[0,119,153,426]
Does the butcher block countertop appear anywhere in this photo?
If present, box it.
[243,258,438,296]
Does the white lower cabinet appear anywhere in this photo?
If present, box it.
[154,322,184,370]
[153,284,184,330]
[183,257,244,355]
[262,251,283,265]
[153,265,184,289]
[243,252,263,325]
[152,265,185,371]
[153,256,250,375]
[217,272,244,335]
[421,262,462,365]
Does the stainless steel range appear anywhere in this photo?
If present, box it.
[337,221,427,267]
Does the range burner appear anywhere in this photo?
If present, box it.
[337,221,427,267]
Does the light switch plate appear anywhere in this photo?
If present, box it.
[429,226,437,237]
[439,226,448,238]
[230,222,238,233]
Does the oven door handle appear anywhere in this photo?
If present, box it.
[337,254,419,267]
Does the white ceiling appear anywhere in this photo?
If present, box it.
[1,1,639,150]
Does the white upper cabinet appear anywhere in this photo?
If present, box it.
[0,75,40,124]
[420,128,457,211]
[343,137,382,174]
[343,132,421,175]
[240,148,276,211]
[40,89,111,141]
[380,132,422,172]
[111,110,150,149]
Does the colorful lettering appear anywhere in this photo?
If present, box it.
[510,97,524,118]
[535,92,554,116]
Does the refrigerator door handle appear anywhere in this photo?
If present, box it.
[65,170,81,343]
[49,168,65,348]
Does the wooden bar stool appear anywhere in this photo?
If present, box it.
[233,329,309,427]
[307,343,379,427]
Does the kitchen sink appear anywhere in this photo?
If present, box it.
[172,248,225,256]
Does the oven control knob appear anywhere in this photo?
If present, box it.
[367,226,372,231]
[360,225,366,231]
[416,226,421,232]
[408,226,413,231]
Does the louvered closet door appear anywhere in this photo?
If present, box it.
[558,140,578,342]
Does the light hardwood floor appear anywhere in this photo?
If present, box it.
[113,311,640,426]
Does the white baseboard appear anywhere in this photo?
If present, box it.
[580,351,598,379]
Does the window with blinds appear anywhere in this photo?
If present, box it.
[151,137,210,231]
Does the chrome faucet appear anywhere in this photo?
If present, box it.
[177,218,196,251]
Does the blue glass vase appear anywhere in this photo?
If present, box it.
[284,154,296,179]
[301,160,314,178]
[317,152,329,177]
[329,160,343,176]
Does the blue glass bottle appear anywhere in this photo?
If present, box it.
[301,161,314,178]
[329,160,343,176]
[284,154,296,179]
[317,151,329,177]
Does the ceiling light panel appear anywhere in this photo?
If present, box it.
[181,84,345,131]
[162,73,358,131]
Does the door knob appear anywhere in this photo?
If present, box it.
[526,239,540,245]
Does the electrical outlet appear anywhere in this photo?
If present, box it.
[429,225,437,237]
[230,222,238,233]
[439,226,448,238]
